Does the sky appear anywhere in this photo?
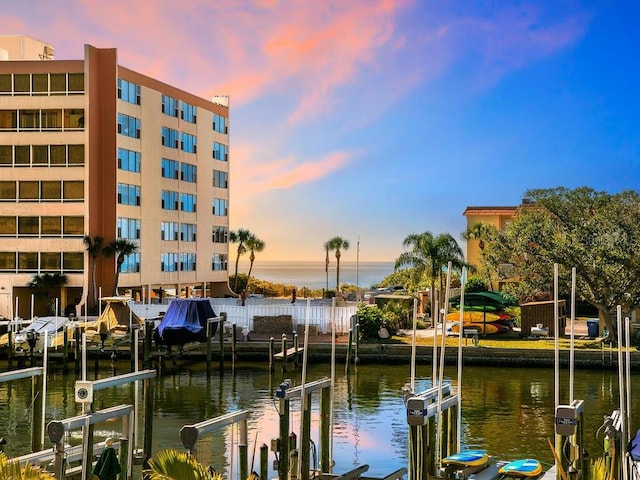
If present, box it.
[2,1,639,263]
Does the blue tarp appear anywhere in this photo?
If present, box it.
[154,299,217,346]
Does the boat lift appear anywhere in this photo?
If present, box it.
[0,367,46,452]
[180,409,252,480]
[405,383,460,480]
[46,404,134,480]
[273,377,333,480]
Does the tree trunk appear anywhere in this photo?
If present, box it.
[597,305,616,342]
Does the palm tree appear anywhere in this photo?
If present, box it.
[245,235,266,290]
[143,449,224,480]
[28,272,68,315]
[83,235,104,310]
[102,239,138,296]
[0,452,55,478]
[230,228,253,293]
[394,231,466,326]
[324,236,350,293]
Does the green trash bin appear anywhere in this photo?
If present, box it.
[586,319,599,338]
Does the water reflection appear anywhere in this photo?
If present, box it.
[0,360,636,479]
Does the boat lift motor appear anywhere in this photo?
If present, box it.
[555,399,585,479]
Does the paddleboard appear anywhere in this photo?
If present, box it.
[498,459,543,477]
[442,450,489,467]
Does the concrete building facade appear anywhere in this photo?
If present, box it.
[0,37,232,319]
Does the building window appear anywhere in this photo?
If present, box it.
[181,163,197,182]
[161,221,179,241]
[63,216,84,235]
[212,198,228,216]
[161,252,179,272]
[213,142,228,161]
[0,252,16,270]
[18,252,38,271]
[181,132,197,153]
[120,252,140,273]
[41,217,61,236]
[212,226,228,243]
[40,252,61,271]
[0,181,16,200]
[118,148,141,173]
[213,170,228,188]
[161,127,179,148]
[212,253,228,271]
[18,217,39,236]
[180,193,196,213]
[118,183,141,206]
[161,95,179,117]
[0,216,17,236]
[181,253,197,271]
[181,102,197,123]
[161,190,179,210]
[117,217,141,239]
[63,252,84,272]
[0,73,84,96]
[180,223,197,242]
[213,113,227,134]
[117,78,141,105]
[161,158,179,179]
[117,113,141,138]
[63,181,84,201]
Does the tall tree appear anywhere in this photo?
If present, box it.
[485,187,640,339]
[229,228,253,293]
[394,231,466,326]
[245,235,266,289]
[462,222,498,290]
[324,236,350,293]
[28,272,68,315]
[82,235,104,310]
[103,239,138,296]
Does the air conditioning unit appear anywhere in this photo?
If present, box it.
[75,381,93,403]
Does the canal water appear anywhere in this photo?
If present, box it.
[0,359,636,478]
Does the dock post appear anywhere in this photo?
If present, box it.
[269,337,275,372]
[345,329,353,373]
[293,332,299,368]
[7,330,12,368]
[232,322,238,365]
[118,434,129,480]
[62,327,69,374]
[320,385,331,473]
[143,320,153,370]
[354,322,360,365]
[260,443,269,480]
[239,418,248,480]
[219,312,226,374]
[74,326,81,375]
[207,317,213,377]
[31,374,44,452]
[278,397,290,480]
[130,327,136,372]
[301,392,312,480]
[289,449,299,480]
[281,334,288,372]
[143,376,154,460]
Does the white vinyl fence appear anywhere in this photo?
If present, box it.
[129,298,359,335]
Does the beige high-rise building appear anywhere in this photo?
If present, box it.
[0,38,232,319]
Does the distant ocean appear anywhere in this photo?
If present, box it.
[237,260,395,290]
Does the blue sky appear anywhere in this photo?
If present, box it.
[3,1,638,262]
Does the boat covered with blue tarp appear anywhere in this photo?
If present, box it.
[154,299,217,347]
